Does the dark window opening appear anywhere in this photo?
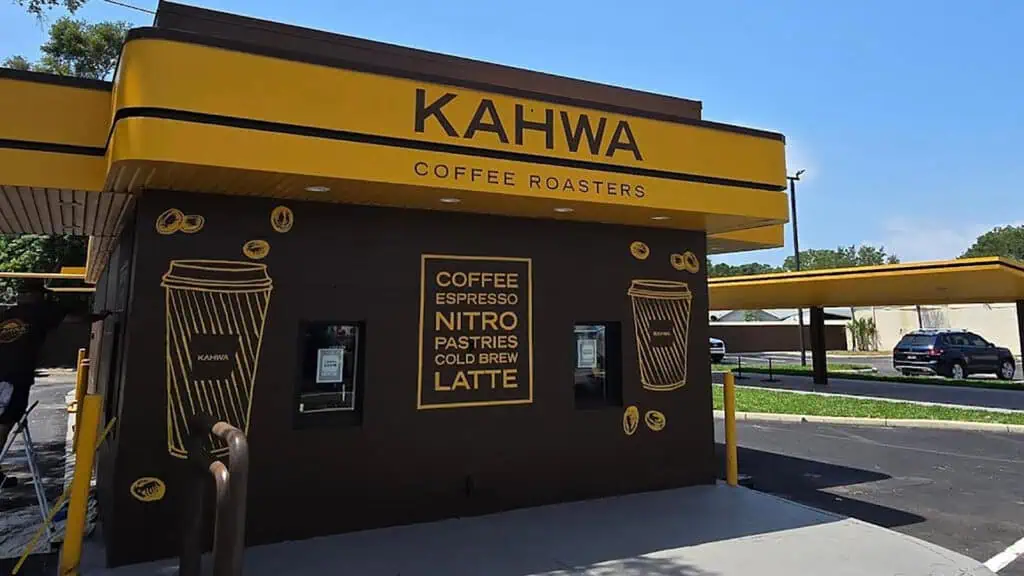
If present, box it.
[967,333,988,347]
[295,321,365,428]
[103,321,122,429]
[573,322,623,409]
[898,334,936,347]
[945,334,970,347]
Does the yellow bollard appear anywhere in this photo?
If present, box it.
[71,357,90,452]
[60,393,102,576]
[68,350,86,414]
[74,348,87,402]
[724,371,739,487]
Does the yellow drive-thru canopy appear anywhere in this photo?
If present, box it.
[708,257,1024,310]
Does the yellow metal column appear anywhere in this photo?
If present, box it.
[723,371,739,487]
[73,348,87,401]
[60,393,103,576]
[71,354,90,452]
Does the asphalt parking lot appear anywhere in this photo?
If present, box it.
[717,418,1024,575]
[0,373,75,574]
[6,374,1021,575]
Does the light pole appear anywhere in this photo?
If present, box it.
[788,169,807,366]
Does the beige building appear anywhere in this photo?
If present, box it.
[711,303,1023,356]
[853,303,1024,355]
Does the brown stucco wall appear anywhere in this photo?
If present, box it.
[38,321,90,368]
[709,324,848,353]
[99,190,714,566]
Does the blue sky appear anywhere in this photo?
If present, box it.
[4,0,1023,265]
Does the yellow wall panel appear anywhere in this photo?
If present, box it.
[0,76,110,148]
[0,148,106,191]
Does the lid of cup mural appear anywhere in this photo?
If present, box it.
[161,260,273,291]
[626,279,691,300]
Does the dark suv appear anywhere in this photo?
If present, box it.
[892,329,1016,380]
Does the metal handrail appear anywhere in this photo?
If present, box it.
[180,414,250,576]
[712,354,780,382]
[212,422,249,576]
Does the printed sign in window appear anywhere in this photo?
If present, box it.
[316,347,345,384]
[298,323,360,414]
[577,338,598,369]
[418,254,533,409]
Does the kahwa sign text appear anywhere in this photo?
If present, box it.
[414,88,643,161]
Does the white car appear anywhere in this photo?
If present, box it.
[710,337,726,364]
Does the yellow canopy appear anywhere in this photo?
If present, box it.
[709,257,1024,310]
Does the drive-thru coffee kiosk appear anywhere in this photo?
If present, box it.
[0,1,787,566]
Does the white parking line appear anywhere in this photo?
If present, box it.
[985,534,1024,573]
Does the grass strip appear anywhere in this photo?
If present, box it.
[712,384,1024,425]
[714,364,1024,391]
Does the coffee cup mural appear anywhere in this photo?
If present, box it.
[271,206,294,233]
[156,205,294,458]
[629,241,650,261]
[130,477,167,502]
[670,251,700,273]
[621,239,701,436]
[156,208,205,235]
[628,279,692,392]
[622,406,640,436]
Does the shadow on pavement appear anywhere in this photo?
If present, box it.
[0,552,59,576]
[582,556,714,575]
[717,443,927,530]
[93,485,833,576]
[1,440,68,509]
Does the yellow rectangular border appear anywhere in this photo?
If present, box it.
[416,253,534,410]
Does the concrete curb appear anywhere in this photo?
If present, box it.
[712,410,1024,434]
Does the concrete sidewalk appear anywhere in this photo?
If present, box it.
[82,484,992,576]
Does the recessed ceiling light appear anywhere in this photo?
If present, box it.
[305,185,330,193]
[439,197,461,204]
[650,215,671,221]
[554,207,574,213]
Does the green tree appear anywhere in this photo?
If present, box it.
[782,245,899,271]
[960,225,1024,261]
[13,0,87,17]
[708,244,899,279]
[5,17,129,79]
[708,261,781,278]
[1,17,127,304]
[2,55,34,70]
[0,236,89,306]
